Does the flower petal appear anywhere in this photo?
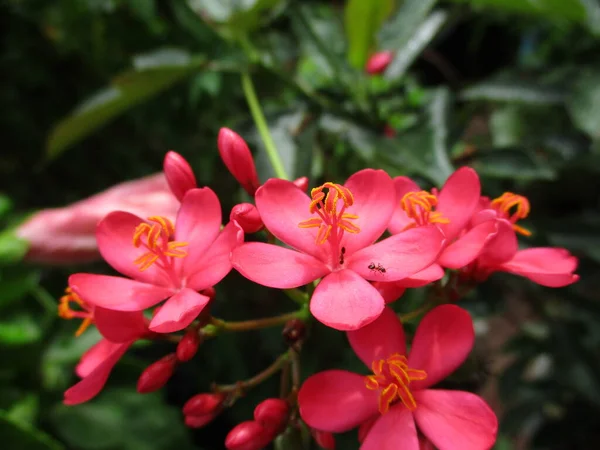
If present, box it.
[347,226,445,282]
[96,211,168,285]
[341,169,395,255]
[186,221,244,291]
[176,188,222,275]
[298,370,379,433]
[477,219,517,266]
[64,342,131,405]
[232,243,329,289]
[373,281,406,304]
[255,179,326,261]
[437,220,498,269]
[311,270,384,331]
[413,390,498,450]
[149,288,210,333]
[408,305,474,390]
[69,273,173,311]
[347,307,406,367]
[94,308,147,343]
[75,339,121,378]
[395,264,445,288]
[437,167,481,240]
[499,247,579,287]
[361,405,419,450]
[388,176,420,235]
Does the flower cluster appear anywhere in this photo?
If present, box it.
[53,128,578,450]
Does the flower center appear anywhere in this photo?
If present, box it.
[298,182,360,246]
[132,216,188,271]
[58,287,93,337]
[401,191,449,228]
[364,354,427,414]
[490,192,531,236]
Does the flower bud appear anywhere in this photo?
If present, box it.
[365,51,394,75]
[176,330,202,362]
[185,413,218,428]
[183,393,225,416]
[293,176,309,192]
[163,151,197,201]
[218,128,260,196]
[311,429,336,449]
[225,421,273,450]
[383,124,396,138]
[137,354,177,393]
[253,398,289,434]
[230,203,263,234]
[282,319,306,349]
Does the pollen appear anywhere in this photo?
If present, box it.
[58,287,94,337]
[491,192,531,236]
[132,216,188,270]
[401,191,450,227]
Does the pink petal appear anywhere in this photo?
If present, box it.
[470,208,497,227]
[232,243,329,289]
[255,179,327,261]
[69,273,173,311]
[310,270,384,331]
[176,188,222,276]
[396,264,445,288]
[347,307,406,367]
[347,226,445,282]
[437,220,498,269]
[96,211,168,286]
[373,281,406,304]
[298,370,379,433]
[75,339,121,378]
[94,308,147,343]
[388,176,420,235]
[477,219,518,266]
[361,405,419,450]
[413,390,498,450]
[408,305,474,390]
[500,247,579,287]
[341,169,395,255]
[149,288,210,333]
[64,342,131,405]
[437,167,481,240]
[185,221,244,291]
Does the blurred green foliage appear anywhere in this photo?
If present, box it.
[1,0,600,449]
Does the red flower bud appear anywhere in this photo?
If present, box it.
[357,416,377,443]
[293,176,309,192]
[163,151,197,201]
[230,203,263,233]
[183,393,225,416]
[218,128,260,196]
[253,398,289,433]
[383,124,397,138]
[137,354,177,393]
[365,51,394,75]
[185,413,218,428]
[225,421,273,450]
[311,429,336,449]
[176,330,202,362]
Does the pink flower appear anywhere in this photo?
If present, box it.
[17,173,179,264]
[366,51,394,75]
[163,151,197,201]
[232,169,445,330]
[464,192,579,287]
[298,305,498,450]
[218,128,260,196]
[69,188,243,333]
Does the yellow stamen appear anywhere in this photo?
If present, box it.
[132,216,188,270]
[491,192,531,236]
[58,287,93,337]
[401,191,450,226]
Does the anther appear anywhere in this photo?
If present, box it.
[132,216,188,270]
[401,191,449,227]
[491,192,531,236]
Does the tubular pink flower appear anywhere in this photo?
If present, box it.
[298,305,498,450]
[365,51,394,75]
[218,128,260,196]
[69,188,243,333]
[232,169,446,330]
[163,151,197,201]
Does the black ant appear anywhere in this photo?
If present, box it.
[339,246,346,265]
[368,262,386,274]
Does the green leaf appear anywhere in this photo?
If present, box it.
[6,393,39,425]
[470,148,556,181]
[0,269,40,310]
[445,0,586,22]
[427,87,454,181]
[0,410,63,450]
[379,0,437,49]
[46,48,206,158]
[344,0,394,69]
[0,229,29,264]
[0,195,12,217]
[461,81,566,105]
[0,312,43,346]
[566,70,600,139]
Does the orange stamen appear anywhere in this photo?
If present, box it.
[401,191,450,228]
[364,353,427,414]
[490,192,531,236]
[58,287,94,337]
[132,216,188,270]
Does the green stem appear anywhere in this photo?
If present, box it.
[216,352,290,393]
[241,71,289,180]
[210,310,304,332]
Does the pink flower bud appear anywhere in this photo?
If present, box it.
[311,429,336,449]
[365,51,394,75]
[163,151,197,201]
[183,393,225,416]
[293,176,309,192]
[225,421,273,450]
[230,203,263,233]
[137,354,177,393]
[253,398,289,433]
[218,128,260,196]
[176,330,202,362]
[16,173,178,264]
[185,413,218,428]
